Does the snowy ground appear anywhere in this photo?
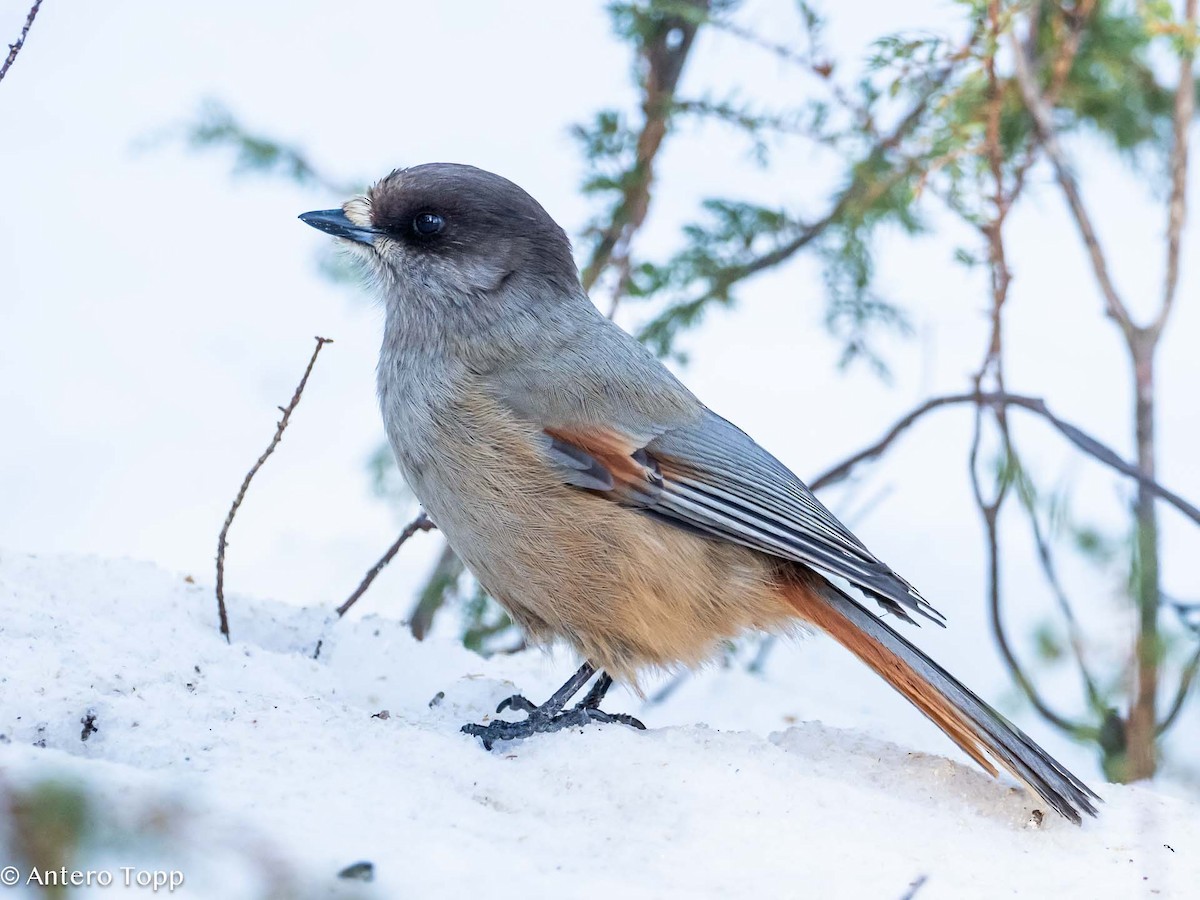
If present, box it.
[1,551,1196,899]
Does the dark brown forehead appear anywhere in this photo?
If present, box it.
[364,163,578,286]
[368,163,558,232]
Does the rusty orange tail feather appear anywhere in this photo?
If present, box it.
[778,571,1099,823]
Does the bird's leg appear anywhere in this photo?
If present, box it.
[493,662,595,718]
[570,671,646,730]
[572,671,613,710]
[463,663,645,750]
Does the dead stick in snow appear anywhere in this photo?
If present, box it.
[215,336,333,641]
[336,512,436,617]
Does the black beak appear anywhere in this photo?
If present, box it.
[298,209,379,246]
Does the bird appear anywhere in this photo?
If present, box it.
[299,162,1099,823]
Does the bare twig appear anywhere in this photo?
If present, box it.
[215,337,333,641]
[0,0,43,85]
[1039,0,1098,107]
[581,0,710,316]
[807,390,1200,527]
[1009,26,1137,340]
[980,0,1012,385]
[1153,0,1197,337]
[1118,0,1200,779]
[969,405,1087,733]
[337,512,436,618]
[805,396,983,488]
[408,543,464,640]
[1017,486,1104,711]
[1002,1,1096,226]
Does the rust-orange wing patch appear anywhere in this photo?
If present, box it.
[542,426,663,506]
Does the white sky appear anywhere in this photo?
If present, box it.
[2,1,1197,780]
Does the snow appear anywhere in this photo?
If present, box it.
[1,551,1196,899]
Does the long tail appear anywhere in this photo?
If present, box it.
[780,572,1100,823]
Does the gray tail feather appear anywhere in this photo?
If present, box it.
[818,582,1101,823]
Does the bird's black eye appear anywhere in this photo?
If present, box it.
[412,212,444,236]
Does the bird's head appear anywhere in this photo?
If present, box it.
[300,163,580,316]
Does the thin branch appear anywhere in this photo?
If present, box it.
[0,0,42,86]
[1153,0,1197,338]
[1042,0,1097,106]
[215,337,333,641]
[985,513,1090,731]
[1157,643,1200,734]
[807,390,1200,527]
[809,393,994,490]
[1017,485,1104,711]
[581,0,709,314]
[336,512,436,618]
[0,0,42,85]
[1002,0,1096,209]
[969,402,1086,733]
[408,543,465,640]
[1009,26,1138,341]
[980,0,1012,385]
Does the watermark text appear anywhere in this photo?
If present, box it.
[1,865,184,891]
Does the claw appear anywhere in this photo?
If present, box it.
[603,712,647,730]
[496,694,539,715]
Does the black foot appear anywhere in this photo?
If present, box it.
[463,664,646,750]
[462,705,645,750]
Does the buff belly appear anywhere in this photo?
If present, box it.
[402,390,798,682]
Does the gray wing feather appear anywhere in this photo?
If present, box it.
[652,412,944,626]
[542,409,944,627]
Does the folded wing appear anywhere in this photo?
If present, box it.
[540,409,944,627]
